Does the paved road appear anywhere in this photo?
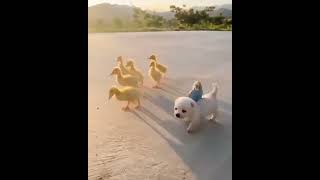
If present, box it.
[89,31,232,180]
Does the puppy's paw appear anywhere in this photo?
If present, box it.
[209,113,217,122]
[209,117,216,122]
[187,127,194,134]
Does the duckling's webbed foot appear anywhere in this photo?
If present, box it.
[135,99,141,109]
[122,106,130,111]
[122,101,130,111]
[152,85,160,89]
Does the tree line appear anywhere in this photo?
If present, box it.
[92,5,232,32]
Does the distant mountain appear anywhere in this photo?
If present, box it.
[88,3,232,26]
[212,8,232,17]
[153,11,174,19]
[88,3,134,26]
[217,4,232,10]
[191,4,232,17]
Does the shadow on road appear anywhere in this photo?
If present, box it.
[131,77,232,180]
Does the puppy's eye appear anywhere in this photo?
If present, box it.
[182,109,187,113]
[174,107,177,110]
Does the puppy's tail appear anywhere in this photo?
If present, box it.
[210,82,218,98]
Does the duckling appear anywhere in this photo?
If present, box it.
[108,86,141,111]
[116,56,130,75]
[148,55,167,75]
[148,61,162,88]
[125,60,144,86]
[110,67,139,87]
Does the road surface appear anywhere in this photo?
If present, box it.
[89,31,232,180]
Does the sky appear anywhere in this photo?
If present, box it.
[88,0,232,11]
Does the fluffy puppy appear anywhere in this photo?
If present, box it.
[174,83,218,133]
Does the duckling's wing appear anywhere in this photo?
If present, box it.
[126,75,139,87]
[136,69,144,79]
[154,70,162,82]
[120,64,129,74]
[156,63,167,73]
[125,88,141,100]
[127,69,136,77]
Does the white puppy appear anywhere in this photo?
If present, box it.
[174,83,218,133]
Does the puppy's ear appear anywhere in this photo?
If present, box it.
[190,102,194,108]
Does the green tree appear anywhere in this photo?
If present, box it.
[210,15,225,25]
[170,5,215,26]
[146,14,165,27]
[96,19,104,27]
[112,18,123,28]
[167,18,179,28]
[225,18,232,25]
[133,8,144,27]
[133,8,165,28]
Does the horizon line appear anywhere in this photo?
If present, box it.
[88,2,232,12]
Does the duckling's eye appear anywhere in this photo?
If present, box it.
[174,107,177,110]
[182,109,187,113]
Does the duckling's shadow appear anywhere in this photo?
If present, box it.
[142,85,182,98]
[143,92,175,117]
[161,81,186,96]
[129,109,171,141]
[137,106,183,133]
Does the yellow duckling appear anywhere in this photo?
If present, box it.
[125,60,144,86]
[148,61,162,88]
[148,55,167,75]
[110,67,139,87]
[108,86,141,111]
[117,56,130,75]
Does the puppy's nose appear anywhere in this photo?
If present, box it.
[176,113,180,118]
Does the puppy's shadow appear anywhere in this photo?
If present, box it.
[130,107,186,145]
[218,100,232,114]
[141,106,186,133]
[135,107,231,180]
[135,82,232,180]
